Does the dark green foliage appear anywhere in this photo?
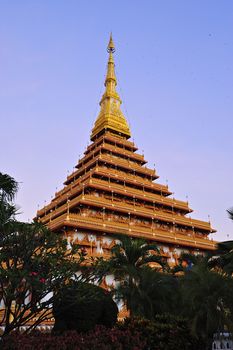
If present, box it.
[110,235,167,278]
[211,208,233,274]
[0,173,85,337]
[53,282,118,332]
[227,207,233,221]
[107,235,167,317]
[118,316,203,350]
[115,266,180,319]
[172,252,233,348]
[180,261,233,348]
[0,173,18,202]
[0,222,83,337]
[213,240,233,275]
[2,317,201,350]
[0,172,18,233]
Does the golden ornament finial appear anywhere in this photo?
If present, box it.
[107,33,115,53]
[90,36,131,141]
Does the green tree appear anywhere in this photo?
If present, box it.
[0,173,86,337]
[180,256,233,350]
[116,266,179,319]
[210,208,233,275]
[108,235,167,317]
[0,173,18,202]
[0,172,18,233]
[119,315,201,350]
[53,281,118,332]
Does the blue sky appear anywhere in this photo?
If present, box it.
[0,1,233,240]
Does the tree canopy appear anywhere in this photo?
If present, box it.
[0,173,86,337]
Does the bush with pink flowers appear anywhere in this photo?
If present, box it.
[1,325,145,350]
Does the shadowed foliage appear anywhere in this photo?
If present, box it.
[107,235,168,317]
[0,173,85,337]
[179,256,233,349]
[53,281,118,333]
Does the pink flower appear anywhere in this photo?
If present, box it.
[30,272,38,276]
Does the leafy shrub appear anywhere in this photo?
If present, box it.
[118,315,204,350]
[1,314,206,350]
[53,282,118,332]
[1,326,145,350]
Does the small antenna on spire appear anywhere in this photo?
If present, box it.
[107,33,115,53]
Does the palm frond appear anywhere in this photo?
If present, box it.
[227,207,233,221]
[0,173,18,202]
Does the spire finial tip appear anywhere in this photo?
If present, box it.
[107,33,115,53]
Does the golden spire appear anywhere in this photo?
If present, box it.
[107,33,115,53]
[91,34,131,141]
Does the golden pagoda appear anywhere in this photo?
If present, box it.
[37,35,216,268]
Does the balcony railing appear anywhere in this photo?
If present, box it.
[48,213,216,251]
[89,177,189,212]
[79,194,212,232]
[40,190,212,234]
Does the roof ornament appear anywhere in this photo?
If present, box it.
[90,34,131,140]
[107,33,115,53]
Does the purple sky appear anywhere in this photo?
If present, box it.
[1,1,233,241]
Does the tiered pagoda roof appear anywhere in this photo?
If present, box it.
[37,35,216,260]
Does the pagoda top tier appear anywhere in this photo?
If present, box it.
[91,34,131,141]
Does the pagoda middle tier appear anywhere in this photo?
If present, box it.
[37,35,216,266]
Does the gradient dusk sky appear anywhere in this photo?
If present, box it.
[0,1,233,241]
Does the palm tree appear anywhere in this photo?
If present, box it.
[0,172,18,202]
[172,251,214,274]
[212,241,233,275]
[110,235,167,274]
[109,235,167,317]
[116,265,180,319]
[180,256,233,350]
[0,173,18,232]
[208,208,233,275]
[227,207,233,221]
